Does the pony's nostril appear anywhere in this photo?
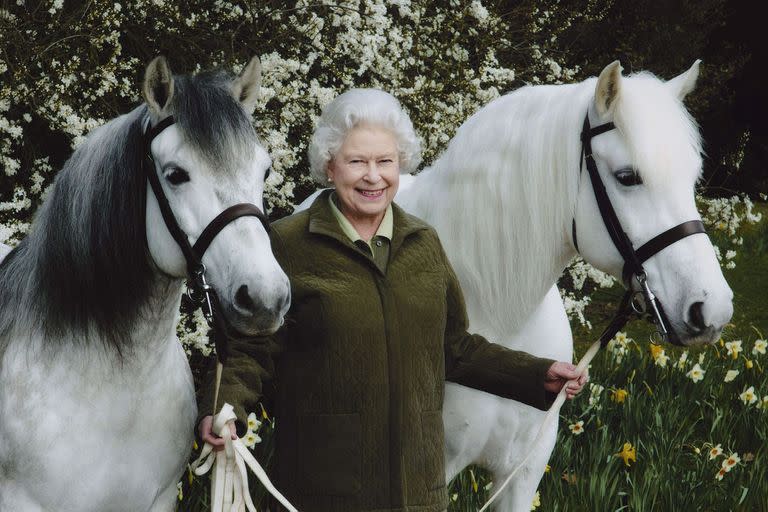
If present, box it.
[688,301,707,331]
[234,285,256,314]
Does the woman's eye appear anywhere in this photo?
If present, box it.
[165,168,190,185]
[614,168,643,187]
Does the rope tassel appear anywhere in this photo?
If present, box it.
[190,403,299,512]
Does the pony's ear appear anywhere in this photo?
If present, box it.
[231,56,262,115]
[143,56,174,115]
[594,61,623,117]
[666,59,701,100]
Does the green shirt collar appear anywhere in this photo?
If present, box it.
[328,191,393,246]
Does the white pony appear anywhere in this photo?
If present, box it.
[0,57,290,511]
[299,61,733,510]
[0,243,9,263]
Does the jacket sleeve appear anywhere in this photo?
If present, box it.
[195,228,290,434]
[440,240,556,411]
[196,333,279,435]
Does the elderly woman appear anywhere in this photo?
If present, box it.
[198,89,585,512]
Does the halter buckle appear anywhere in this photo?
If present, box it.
[632,272,668,344]
[186,266,215,325]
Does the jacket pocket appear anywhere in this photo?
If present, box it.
[422,410,447,492]
[296,412,362,496]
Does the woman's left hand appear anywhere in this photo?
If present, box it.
[544,362,588,399]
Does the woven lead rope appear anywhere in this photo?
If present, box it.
[190,402,299,512]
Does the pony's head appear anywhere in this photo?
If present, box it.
[573,60,732,345]
[141,56,290,336]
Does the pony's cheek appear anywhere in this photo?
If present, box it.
[145,191,187,277]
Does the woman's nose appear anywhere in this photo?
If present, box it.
[364,162,381,182]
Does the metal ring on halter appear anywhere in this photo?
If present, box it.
[630,291,647,315]
[649,330,665,345]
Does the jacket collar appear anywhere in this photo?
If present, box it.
[308,188,429,257]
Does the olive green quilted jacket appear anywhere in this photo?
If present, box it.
[198,189,555,512]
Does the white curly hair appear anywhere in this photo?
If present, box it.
[307,88,422,184]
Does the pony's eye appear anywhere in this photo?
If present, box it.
[165,168,190,186]
[264,167,272,181]
[614,168,643,187]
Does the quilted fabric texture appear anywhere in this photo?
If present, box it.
[198,189,555,512]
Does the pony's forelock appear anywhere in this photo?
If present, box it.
[172,70,258,172]
[613,72,703,189]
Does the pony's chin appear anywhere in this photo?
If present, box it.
[675,326,722,347]
[222,313,285,338]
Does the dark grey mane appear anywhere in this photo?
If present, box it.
[172,71,257,170]
[0,70,257,354]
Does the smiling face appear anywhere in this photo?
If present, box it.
[326,123,400,233]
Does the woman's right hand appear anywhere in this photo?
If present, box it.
[199,415,238,451]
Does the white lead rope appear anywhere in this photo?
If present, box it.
[479,340,601,512]
[190,362,299,512]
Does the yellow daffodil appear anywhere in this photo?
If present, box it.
[715,467,727,480]
[649,345,670,368]
[544,464,551,473]
[677,350,689,369]
[759,396,768,410]
[709,444,723,459]
[724,370,739,382]
[569,420,584,435]
[745,359,754,369]
[615,442,637,467]
[722,452,741,471]
[699,353,706,365]
[610,388,628,403]
[531,490,541,510]
[470,469,478,493]
[686,363,705,383]
[177,481,183,501]
[740,386,757,405]
[260,402,269,419]
[753,339,767,356]
[725,340,742,360]
[451,493,459,502]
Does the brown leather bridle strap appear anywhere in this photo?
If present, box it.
[633,220,706,266]
[193,203,269,258]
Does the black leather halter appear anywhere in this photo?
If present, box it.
[143,115,270,362]
[575,114,707,347]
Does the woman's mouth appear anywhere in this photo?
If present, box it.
[357,188,385,199]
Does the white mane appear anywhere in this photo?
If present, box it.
[399,81,591,336]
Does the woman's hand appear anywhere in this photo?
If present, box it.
[544,362,588,400]
[199,415,238,451]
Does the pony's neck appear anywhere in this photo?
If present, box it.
[398,84,590,338]
[130,274,185,353]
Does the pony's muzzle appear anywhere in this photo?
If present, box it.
[229,281,290,335]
